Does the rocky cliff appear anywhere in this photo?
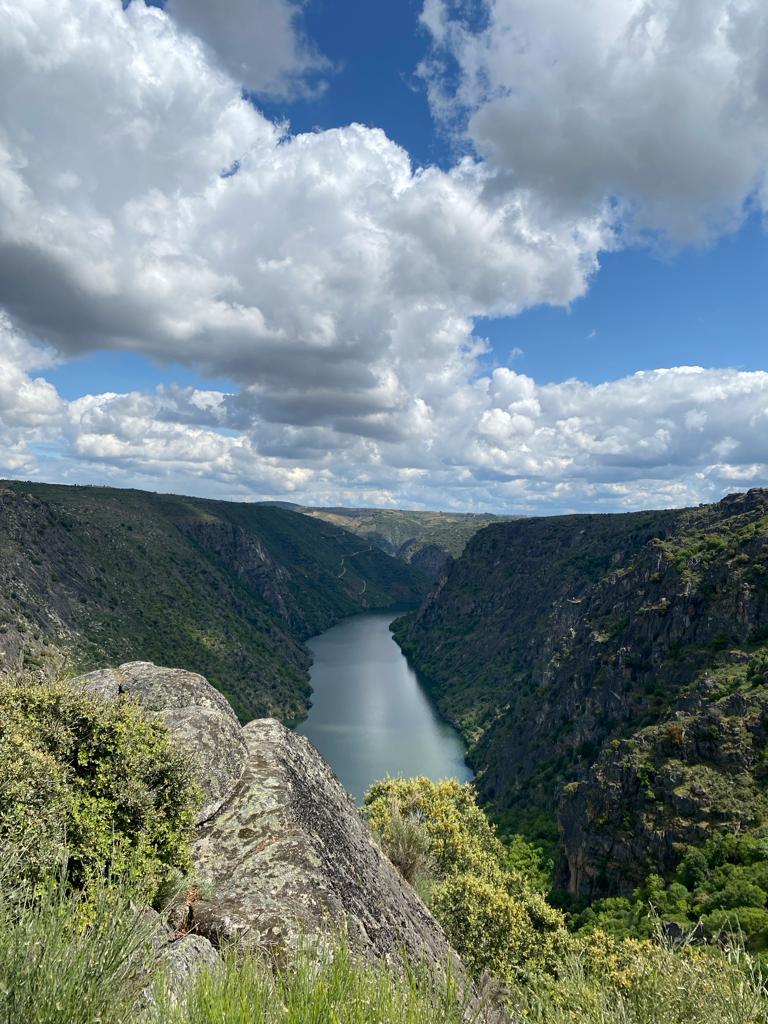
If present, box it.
[69,662,498,1019]
[395,489,768,895]
[0,481,423,721]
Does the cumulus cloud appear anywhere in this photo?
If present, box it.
[421,0,768,241]
[163,0,329,96]
[0,0,765,511]
[0,0,608,440]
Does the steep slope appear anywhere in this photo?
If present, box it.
[0,481,424,720]
[394,489,768,893]
[292,506,509,577]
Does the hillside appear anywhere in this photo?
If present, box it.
[394,489,768,895]
[286,506,509,577]
[0,481,424,720]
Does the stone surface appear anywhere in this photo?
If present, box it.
[70,662,247,823]
[192,719,456,965]
[70,662,507,1021]
[140,908,220,1008]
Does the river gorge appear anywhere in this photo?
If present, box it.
[296,611,472,802]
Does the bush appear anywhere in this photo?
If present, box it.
[153,941,467,1024]
[370,794,434,892]
[0,676,199,906]
[364,777,569,983]
[430,868,566,982]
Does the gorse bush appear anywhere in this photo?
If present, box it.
[154,943,467,1024]
[0,676,199,906]
[364,777,569,983]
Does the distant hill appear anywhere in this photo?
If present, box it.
[393,488,768,896]
[276,505,511,577]
[0,481,424,721]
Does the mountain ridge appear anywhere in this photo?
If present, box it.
[0,480,424,721]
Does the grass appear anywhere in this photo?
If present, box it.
[154,943,467,1024]
[505,935,768,1024]
[0,857,466,1024]
[0,877,155,1024]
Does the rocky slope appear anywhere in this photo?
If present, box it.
[291,506,510,578]
[0,481,424,720]
[69,662,499,1020]
[394,489,768,895]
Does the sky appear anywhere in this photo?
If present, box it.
[0,0,767,514]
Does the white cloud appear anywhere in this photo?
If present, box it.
[163,0,329,97]
[421,0,768,242]
[0,0,608,440]
[0,0,765,512]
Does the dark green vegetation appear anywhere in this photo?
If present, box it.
[0,675,198,907]
[294,505,509,577]
[576,832,768,950]
[394,489,768,923]
[0,481,423,720]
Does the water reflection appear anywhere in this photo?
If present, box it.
[296,611,473,802]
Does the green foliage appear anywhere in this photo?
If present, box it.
[0,865,155,1024]
[364,777,569,983]
[155,942,466,1024]
[506,930,768,1024]
[0,676,199,906]
[576,831,768,952]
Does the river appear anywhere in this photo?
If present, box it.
[296,610,472,802]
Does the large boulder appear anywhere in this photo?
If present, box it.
[193,719,456,963]
[70,662,247,823]
[70,662,506,1021]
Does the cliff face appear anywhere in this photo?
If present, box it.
[69,662,497,1020]
[395,489,768,895]
[559,681,768,897]
[0,481,423,721]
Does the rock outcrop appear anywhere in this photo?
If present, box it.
[192,717,459,969]
[69,661,495,1018]
[558,681,768,897]
[72,662,247,824]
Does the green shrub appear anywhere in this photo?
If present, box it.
[364,777,569,983]
[430,868,566,982]
[153,941,466,1024]
[370,794,434,892]
[0,676,199,906]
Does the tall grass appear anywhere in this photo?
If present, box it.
[154,941,467,1024]
[505,937,768,1024]
[0,879,155,1024]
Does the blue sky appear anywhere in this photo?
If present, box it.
[49,0,767,397]
[1,0,767,512]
